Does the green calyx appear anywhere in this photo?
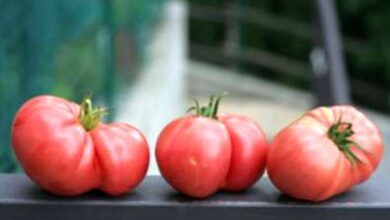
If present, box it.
[327,117,366,165]
[187,93,227,119]
[78,96,107,131]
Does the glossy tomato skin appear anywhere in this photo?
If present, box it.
[156,116,232,198]
[90,123,149,195]
[12,95,149,196]
[267,106,383,202]
[156,114,268,198]
[219,114,268,191]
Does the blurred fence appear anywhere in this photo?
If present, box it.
[188,0,390,113]
[0,0,164,172]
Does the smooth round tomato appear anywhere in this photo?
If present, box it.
[267,106,383,202]
[156,95,268,198]
[156,116,231,198]
[12,95,149,196]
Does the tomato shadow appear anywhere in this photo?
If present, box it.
[164,191,206,203]
[164,186,267,203]
[23,184,144,202]
[275,193,316,204]
[275,190,355,204]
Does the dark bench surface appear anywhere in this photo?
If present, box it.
[0,170,389,220]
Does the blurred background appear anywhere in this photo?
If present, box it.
[0,0,389,175]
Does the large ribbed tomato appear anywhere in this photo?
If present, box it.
[12,95,149,196]
[267,106,383,202]
[156,95,268,198]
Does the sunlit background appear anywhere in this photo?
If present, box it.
[0,0,389,175]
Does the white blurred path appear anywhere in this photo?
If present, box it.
[116,0,187,175]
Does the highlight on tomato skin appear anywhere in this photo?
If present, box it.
[155,94,269,198]
[267,105,384,202]
[11,95,150,196]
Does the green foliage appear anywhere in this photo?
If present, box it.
[0,0,164,172]
[113,0,164,58]
[54,25,105,100]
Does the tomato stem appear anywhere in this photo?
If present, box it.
[79,96,107,131]
[327,117,365,165]
[188,92,227,119]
